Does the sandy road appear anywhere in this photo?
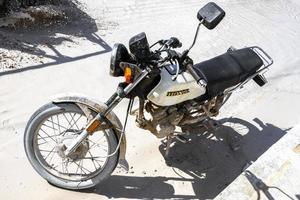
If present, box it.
[1,0,300,199]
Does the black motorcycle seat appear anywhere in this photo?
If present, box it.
[193,48,263,97]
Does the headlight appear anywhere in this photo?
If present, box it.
[110,43,131,77]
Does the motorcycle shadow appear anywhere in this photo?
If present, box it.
[89,117,290,199]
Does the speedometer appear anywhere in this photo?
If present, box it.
[129,32,151,62]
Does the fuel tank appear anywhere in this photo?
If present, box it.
[147,66,206,106]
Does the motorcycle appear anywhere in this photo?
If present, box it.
[24,2,273,190]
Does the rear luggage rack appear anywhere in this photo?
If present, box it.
[250,46,273,70]
[224,46,273,93]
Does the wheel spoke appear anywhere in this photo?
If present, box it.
[48,149,57,164]
[69,113,80,130]
[82,157,105,161]
[72,159,92,175]
[41,123,59,132]
[46,119,68,133]
[56,114,63,134]
[75,159,81,174]
[61,158,65,174]
[37,134,60,140]
[39,128,57,144]
[87,151,98,170]
[63,113,80,130]
[70,115,84,132]
[64,160,69,175]
[93,158,103,168]
[80,159,85,175]
[88,134,108,151]
[62,113,74,130]
[37,134,52,144]
[39,149,58,153]
[37,141,49,146]
[33,110,111,182]
[44,146,56,161]
[90,141,108,148]
[50,116,56,137]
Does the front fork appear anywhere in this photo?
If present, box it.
[64,68,150,157]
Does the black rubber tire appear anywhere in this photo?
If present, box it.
[24,102,119,190]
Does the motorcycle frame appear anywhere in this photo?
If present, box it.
[56,46,273,165]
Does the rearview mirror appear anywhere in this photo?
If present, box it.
[197,2,225,30]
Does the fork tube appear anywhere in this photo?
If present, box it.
[105,92,118,106]
[65,69,150,157]
[102,68,150,116]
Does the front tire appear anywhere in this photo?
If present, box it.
[24,102,119,190]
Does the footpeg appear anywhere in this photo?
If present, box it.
[253,74,267,87]
[203,119,220,131]
[175,135,191,143]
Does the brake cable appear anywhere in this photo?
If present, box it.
[93,98,133,158]
[171,59,180,81]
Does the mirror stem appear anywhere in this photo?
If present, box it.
[188,19,204,51]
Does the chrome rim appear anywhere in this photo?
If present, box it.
[33,111,110,181]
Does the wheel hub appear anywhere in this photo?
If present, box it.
[56,131,89,160]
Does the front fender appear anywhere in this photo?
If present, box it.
[51,93,128,171]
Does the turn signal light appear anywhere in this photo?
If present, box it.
[124,67,132,83]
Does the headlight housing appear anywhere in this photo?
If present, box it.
[110,43,132,77]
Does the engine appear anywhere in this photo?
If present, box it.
[133,95,226,138]
[144,102,185,138]
[131,100,185,138]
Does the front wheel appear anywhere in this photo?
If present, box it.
[24,103,119,190]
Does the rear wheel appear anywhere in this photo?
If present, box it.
[24,103,119,190]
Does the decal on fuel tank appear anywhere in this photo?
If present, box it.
[166,89,190,96]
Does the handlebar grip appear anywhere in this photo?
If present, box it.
[166,37,182,48]
[186,64,202,83]
[177,42,182,48]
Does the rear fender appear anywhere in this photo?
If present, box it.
[51,93,129,171]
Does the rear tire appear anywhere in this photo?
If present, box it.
[24,102,119,190]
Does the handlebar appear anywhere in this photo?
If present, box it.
[155,49,181,81]
[149,38,189,81]
[147,42,203,84]
[155,49,180,64]
[153,37,182,49]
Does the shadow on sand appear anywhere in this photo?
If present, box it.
[0,0,113,76]
[82,117,293,199]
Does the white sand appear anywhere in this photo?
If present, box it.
[1,0,300,199]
